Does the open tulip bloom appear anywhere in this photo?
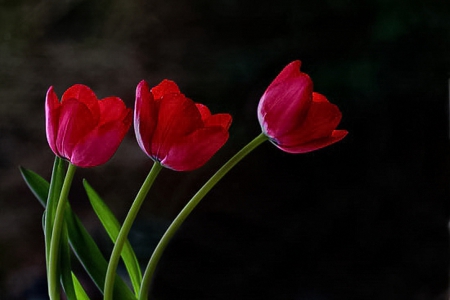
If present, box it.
[20,60,347,300]
[46,84,132,168]
[258,60,348,153]
[135,79,232,171]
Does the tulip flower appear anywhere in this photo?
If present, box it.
[258,60,347,153]
[46,84,132,167]
[135,79,232,171]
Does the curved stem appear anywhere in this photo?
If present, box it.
[139,133,268,300]
[48,163,77,300]
[104,162,163,300]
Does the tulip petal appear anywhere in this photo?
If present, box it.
[265,60,303,92]
[55,99,97,161]
[258,76,313,138]
[61,84,100,123]
[195,103,211,122]
[150,93,202,160]
[162,127,230,171]
[195,104,232,128]
[70,118,132,167]
[135,80,158,156]
[45,86,61,156]
[275,93,344,151]
[151,79,181,99]
[277,130,348,153]
[98,97,131,125]
[204,113,232,129]
[311,92,329,103]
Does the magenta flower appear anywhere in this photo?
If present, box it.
[134,79,232,171]
[46,84,132,167]
[258,60,347,153]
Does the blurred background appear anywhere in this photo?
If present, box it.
[0,0,449,299]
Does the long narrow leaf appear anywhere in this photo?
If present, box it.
[44,157,65,223]
[44,157,65,264]
[60,222,77,300]
[20,166,136,300]
[83,179,142,296]
[46,157,67,300]
[20,165,53,207]
[72,272,90,300]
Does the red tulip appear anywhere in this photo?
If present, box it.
[135,80,232,171]
[258,60,347,153]
[46,84,132,167]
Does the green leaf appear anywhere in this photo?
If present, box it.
[20,166,136,300]
[19,165,52,207]
[83,179,142,297]
[44,157,66,230]
[60,222,77,300]
[72,272,90,300]
[45,157,66,299]
[64,203,136,299]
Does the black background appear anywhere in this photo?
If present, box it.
[0,0,449,299]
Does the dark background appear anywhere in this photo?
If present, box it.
[0,0,449,299]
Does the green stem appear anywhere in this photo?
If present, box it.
[139,133,268,300]
[104,162,163,300]
[48,163,77,300]
[45,157,65,267]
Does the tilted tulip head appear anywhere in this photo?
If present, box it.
[258,60,347,153]
[46,84,132,167]
[135,79,232,171]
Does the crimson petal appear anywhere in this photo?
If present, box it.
[151,79,181,99]
[61,84,100,123]
[277,130,348,154]
[162,127,230,171]
[276,93,342,148]
[150,93,202,160]
[258,76,313,138]
[55,99,96,161]
[135,80,157,156]
[45,86,61,157]
[71,118,132,167]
